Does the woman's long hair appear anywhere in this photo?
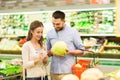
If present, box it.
[27,20,44,47]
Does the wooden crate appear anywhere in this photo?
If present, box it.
[105,37,120,47]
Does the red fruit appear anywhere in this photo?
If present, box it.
[19,38,27,45]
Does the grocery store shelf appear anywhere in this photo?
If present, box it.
[98,65,120,73]
[79,57,120,62]
[0,35,27,38]
[80,34,116,37]
[82,53,120,59]
[0,3,115,13]
[0,50,21,54]
[78,57,120,67]
[0,54,22,59]
[0,34,116,38]
[0,73,22,80]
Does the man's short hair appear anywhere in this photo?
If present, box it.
[52,10,65,20]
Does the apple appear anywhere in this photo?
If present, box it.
[19,38,27,46]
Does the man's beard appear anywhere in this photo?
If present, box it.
[56,27,63,31]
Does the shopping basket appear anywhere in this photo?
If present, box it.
[72,49,99,79]
[72,59,90,79]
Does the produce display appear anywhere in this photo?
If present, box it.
[66,9,115,34]
[105,69,120,80]
[0,38,22,54]
[0,38,21,51]
[0,8,116,37]
[83,37,105,53]
[83,37,97,47]
[107,41,120,46]
[100,37,120,54]
[81,68,104,80]
[0,58,22,78]
[18,37,27,47]
[103,49,120,54]
[0,14,28,37]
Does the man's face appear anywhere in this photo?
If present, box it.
[52,18,65,31]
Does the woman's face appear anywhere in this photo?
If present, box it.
[31,26,43,41]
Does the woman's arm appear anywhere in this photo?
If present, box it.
[22,44,34,68]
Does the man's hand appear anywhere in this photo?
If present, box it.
[47,50,53,57]
[53,54,66,57]
[51,49,68,57]
[66,49,74,54]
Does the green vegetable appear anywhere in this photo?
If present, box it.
[51,41,67,56]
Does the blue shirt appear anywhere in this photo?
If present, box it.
[46,25,84,74]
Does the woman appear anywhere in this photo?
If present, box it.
[22,20,49,80]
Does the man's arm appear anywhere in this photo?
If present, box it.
[72,29,85,56]
[67,49,84,56]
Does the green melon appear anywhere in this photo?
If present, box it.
[51,41,67,56]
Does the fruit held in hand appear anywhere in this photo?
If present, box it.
[51,41,67,56]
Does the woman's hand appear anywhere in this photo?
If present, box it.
[43,56,49,64]
[34,53,43,65]
[42,51,49,64]
[39,53,43,59]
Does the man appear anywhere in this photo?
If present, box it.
[46,10,85,80]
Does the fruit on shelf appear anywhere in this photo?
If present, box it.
[12,45,22,51]
[19,38,27,47]
[83,37,97,47]
[7,58,22,66]
[103,49,120,54]
[83,37,105,53]
[0,38,21,51]
[105,69,120,80]
[0,63,22,76]
[107,41,120,46]
[0,59,22,76]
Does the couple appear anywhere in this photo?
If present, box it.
[22,10,85,80]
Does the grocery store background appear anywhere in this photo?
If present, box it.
[0,0,120,80]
